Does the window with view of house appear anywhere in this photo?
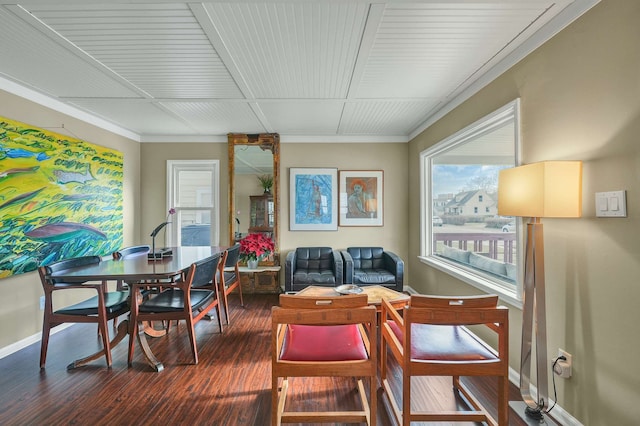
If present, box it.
[167,160,220,247]
[420,100,522,304]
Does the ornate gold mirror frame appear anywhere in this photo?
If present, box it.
[228,133,280,264]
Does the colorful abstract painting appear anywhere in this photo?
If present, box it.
[0,116,123,278]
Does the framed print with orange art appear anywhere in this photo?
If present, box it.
[339,170,383,226]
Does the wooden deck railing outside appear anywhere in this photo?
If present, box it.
[433,232,516,263]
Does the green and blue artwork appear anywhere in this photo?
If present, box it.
[0,116,123,278]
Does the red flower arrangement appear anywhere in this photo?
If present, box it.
[239,233,275,262]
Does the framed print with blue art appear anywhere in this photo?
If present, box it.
[289,168,338,231]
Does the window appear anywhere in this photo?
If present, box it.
[420,100,522,306]
[167,160,220,247]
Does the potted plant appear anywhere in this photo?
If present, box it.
[257,174,273,194]
[239,233,275,269]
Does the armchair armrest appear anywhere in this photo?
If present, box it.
[285,250,297,292]
[331,250,344,285]
[382,251,404,289]
[340,250,353,284]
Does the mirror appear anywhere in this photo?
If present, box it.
[228,133,280,264]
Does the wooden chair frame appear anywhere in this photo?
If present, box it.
[38,256,130,369]
[127,253,222,370]
[380,294,509,426]
[219,244,244,325]
[271,294,377,426]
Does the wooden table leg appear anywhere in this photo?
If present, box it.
[66,319,129,370]
[136,323,164,372]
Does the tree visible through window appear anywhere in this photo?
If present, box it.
[421,100,521,302]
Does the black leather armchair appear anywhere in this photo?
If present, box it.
[285,247,343,293]
[341,247,404,292]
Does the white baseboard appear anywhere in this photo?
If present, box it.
[0,323,73,360]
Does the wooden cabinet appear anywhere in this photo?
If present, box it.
[239,266,281,294]
[249,194,274,234]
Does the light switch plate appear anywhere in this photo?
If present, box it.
[595,190,627,217]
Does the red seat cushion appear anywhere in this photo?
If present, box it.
[280,324,368,361]
[388,321,497,362]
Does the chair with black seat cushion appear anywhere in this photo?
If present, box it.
[127,252,223,367]
[218,244,243,325]
[191,251,224,332]
[380,294,509,425]
[341,247,403,292]
[38,255,130,369]
[272,293,377,425]
[284,247,343,293]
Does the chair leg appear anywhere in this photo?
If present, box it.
[39,321,51,369]
[237,280,244,307]
[97,315,112,367]
[185,317,198,364]
[498,375,509,425]
[403,371,411,426]
[369,374,377,426]
[222,288,231,325]
[271,374,280,426]
[127,317,138,367]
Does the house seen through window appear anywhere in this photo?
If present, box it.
[421,100,521,303]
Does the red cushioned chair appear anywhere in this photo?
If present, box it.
[271,294,377,425]
[380,294,509,426]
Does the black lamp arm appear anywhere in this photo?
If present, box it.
[150,221,170,238]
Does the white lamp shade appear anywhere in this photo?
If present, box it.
[498,161,582,218]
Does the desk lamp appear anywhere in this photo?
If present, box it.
[498,161,582,422]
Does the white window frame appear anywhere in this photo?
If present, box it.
[166,160,220,247]
[419,100,523,307]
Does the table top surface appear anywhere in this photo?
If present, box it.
[49,246,227,282]
[296,285,409,305]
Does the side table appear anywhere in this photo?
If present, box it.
[231,265,281,294]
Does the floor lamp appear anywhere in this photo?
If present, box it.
[498,161,582,423]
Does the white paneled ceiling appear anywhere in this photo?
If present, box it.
[0,0,598,142]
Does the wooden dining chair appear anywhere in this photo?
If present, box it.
[272,294,377,426]
[380,294,509,426]
[112,244,151,260]
[38,256,130,369]
[218,243,243,325]
[127,252,223,369]
[112,245,150,291]
[191,250,224,332]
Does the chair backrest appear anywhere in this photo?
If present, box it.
[191,252,223,288]
[294,247,334,271]
[224,243,241,267]
[406,294,505,327]
[279,293,368,310]
[41,256,102,285]
[347,247,384,270]
[113,245,150,260]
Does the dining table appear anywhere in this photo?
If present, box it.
[47,246,226,372]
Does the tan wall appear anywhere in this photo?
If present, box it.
[139,143,229,246]
[140,141,409,282]
[408,0,640,424]
[0,90,140,348]
[279,143,409,260]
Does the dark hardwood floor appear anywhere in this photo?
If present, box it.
[0,293,530,425]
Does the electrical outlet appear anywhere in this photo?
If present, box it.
[554,349,572,378]
[39,296,45,310]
